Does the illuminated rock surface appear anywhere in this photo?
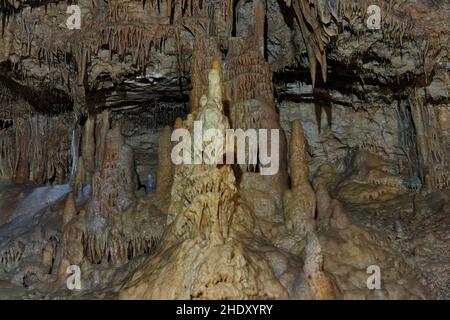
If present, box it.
[0,0,448,299]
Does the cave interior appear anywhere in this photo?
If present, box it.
[0,0,449,300]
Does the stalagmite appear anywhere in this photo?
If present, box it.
[63,192,77,226]
[95,110,110,170]
[72,156,86,191]
[120,61,288,300]
[0,0,447,301]
[330,200,350,230]
[155,125,174,206]
[283,120,316,235]
[81,115,96,183]
[303,232,339,299]
[313,177,333,230]
[83,125,138,265]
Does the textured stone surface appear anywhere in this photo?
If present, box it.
[0,0,448,300]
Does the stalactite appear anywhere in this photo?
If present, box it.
[409,89,449,191]
[284,0,331,86]
[0,0,14,36]
[283,0,413,86]
[0,109,72,184]
[0,242,25,270]
[396,100,421,190]
[126,236,161,260]
[255,0,266,56]
[75,45,87,86]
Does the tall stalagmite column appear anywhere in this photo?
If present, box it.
[283,120,316,235]
[120,60,288,300]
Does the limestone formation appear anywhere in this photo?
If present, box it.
[303,232,340,299]
[0,0,448,301]
[120,61,288,299]
[83,125,138,265]
[283,120,316,235]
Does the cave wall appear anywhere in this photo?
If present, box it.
[279,100,407,173]
[112,102,187,188]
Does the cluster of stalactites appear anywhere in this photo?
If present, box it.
[0,241,24,270]
[284,0,414,86]
[339,0,413,44]
[2,1,187,100]
[81,231,161,265]
[0,113,73,184]
[223,48,273,104]
[75,0,234,37]
[34,4,181,87]
[284,0,337,87]
[409,91,450,190]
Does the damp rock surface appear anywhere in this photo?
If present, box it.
[0,0,448,300]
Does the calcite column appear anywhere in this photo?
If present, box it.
[189,38,222,115]
[304,233,339,299]
[283,120,316,235]
[410,90,450,191]
[222,1,289,207]
[95,110,110,171]
[154,125,175,213]
[81,115,96,183]
[120,61,288,300]
[83,125,138,265]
